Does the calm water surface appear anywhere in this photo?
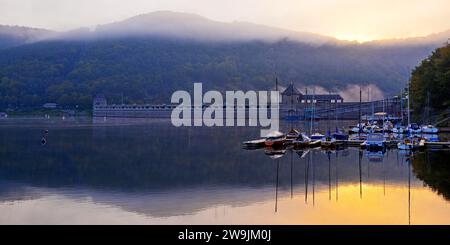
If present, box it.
[0,117,449,224]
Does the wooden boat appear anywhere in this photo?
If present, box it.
[264,131,286,147]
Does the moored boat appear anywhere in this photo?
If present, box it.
[421,125,439,134]
[392,125,407,134]
[361,133,386,151]
[397,137,417,150]
[321,135,336,149]
[310,132,325,140]
[349,123,364,134]
[332,127,349,140]
[408,123,422,134]
[264,131,286,147]
[285,129,301,143]
[292,133,311,148]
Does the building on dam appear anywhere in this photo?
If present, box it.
[93,82,400,120]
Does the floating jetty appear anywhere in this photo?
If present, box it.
[423,141,450,148]
[243,135,450,150]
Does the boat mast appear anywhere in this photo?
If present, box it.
[359,86,362,138]
[382,97,385,134]
[426,91,430,124]
[310,87,314,135]
[335,92,338,125]
[407,84,411,127]
[327,91,331,134]
[371,88,374,123]
[400,89,404,125]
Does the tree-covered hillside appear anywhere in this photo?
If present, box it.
[410,43,450,120]
[0,37,436,109]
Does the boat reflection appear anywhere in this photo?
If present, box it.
[245,144,450,224]
[1,119,450,224]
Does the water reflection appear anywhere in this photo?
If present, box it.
[0,118,449,224]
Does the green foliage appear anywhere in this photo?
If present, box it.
[413,151,450,200]
[410,44,450,117]
[0,37,436,109]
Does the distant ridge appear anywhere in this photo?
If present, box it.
[0,25,55,49]
[0,11,449,48]
[89,11,339,44]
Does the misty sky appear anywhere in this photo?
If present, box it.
[1,0,449,42]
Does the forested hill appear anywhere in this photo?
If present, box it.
[0,11,447,110]
[410,43,450,120]
[0,37,438,109]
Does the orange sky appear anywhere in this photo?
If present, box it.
[0,0,449,42]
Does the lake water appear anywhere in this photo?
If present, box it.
[0,117,449,224]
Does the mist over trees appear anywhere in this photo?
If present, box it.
[0,12,446,110]
[0,37,438,109]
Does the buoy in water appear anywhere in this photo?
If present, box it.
[41,137,46,145]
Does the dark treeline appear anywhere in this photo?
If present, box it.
[0,37,436,109]
[410,43,450,121]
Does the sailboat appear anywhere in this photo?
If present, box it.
[308,86,325,141]
[421,91,439,134]
[350,87,366,141]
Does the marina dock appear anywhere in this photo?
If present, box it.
[244,139,450,150]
